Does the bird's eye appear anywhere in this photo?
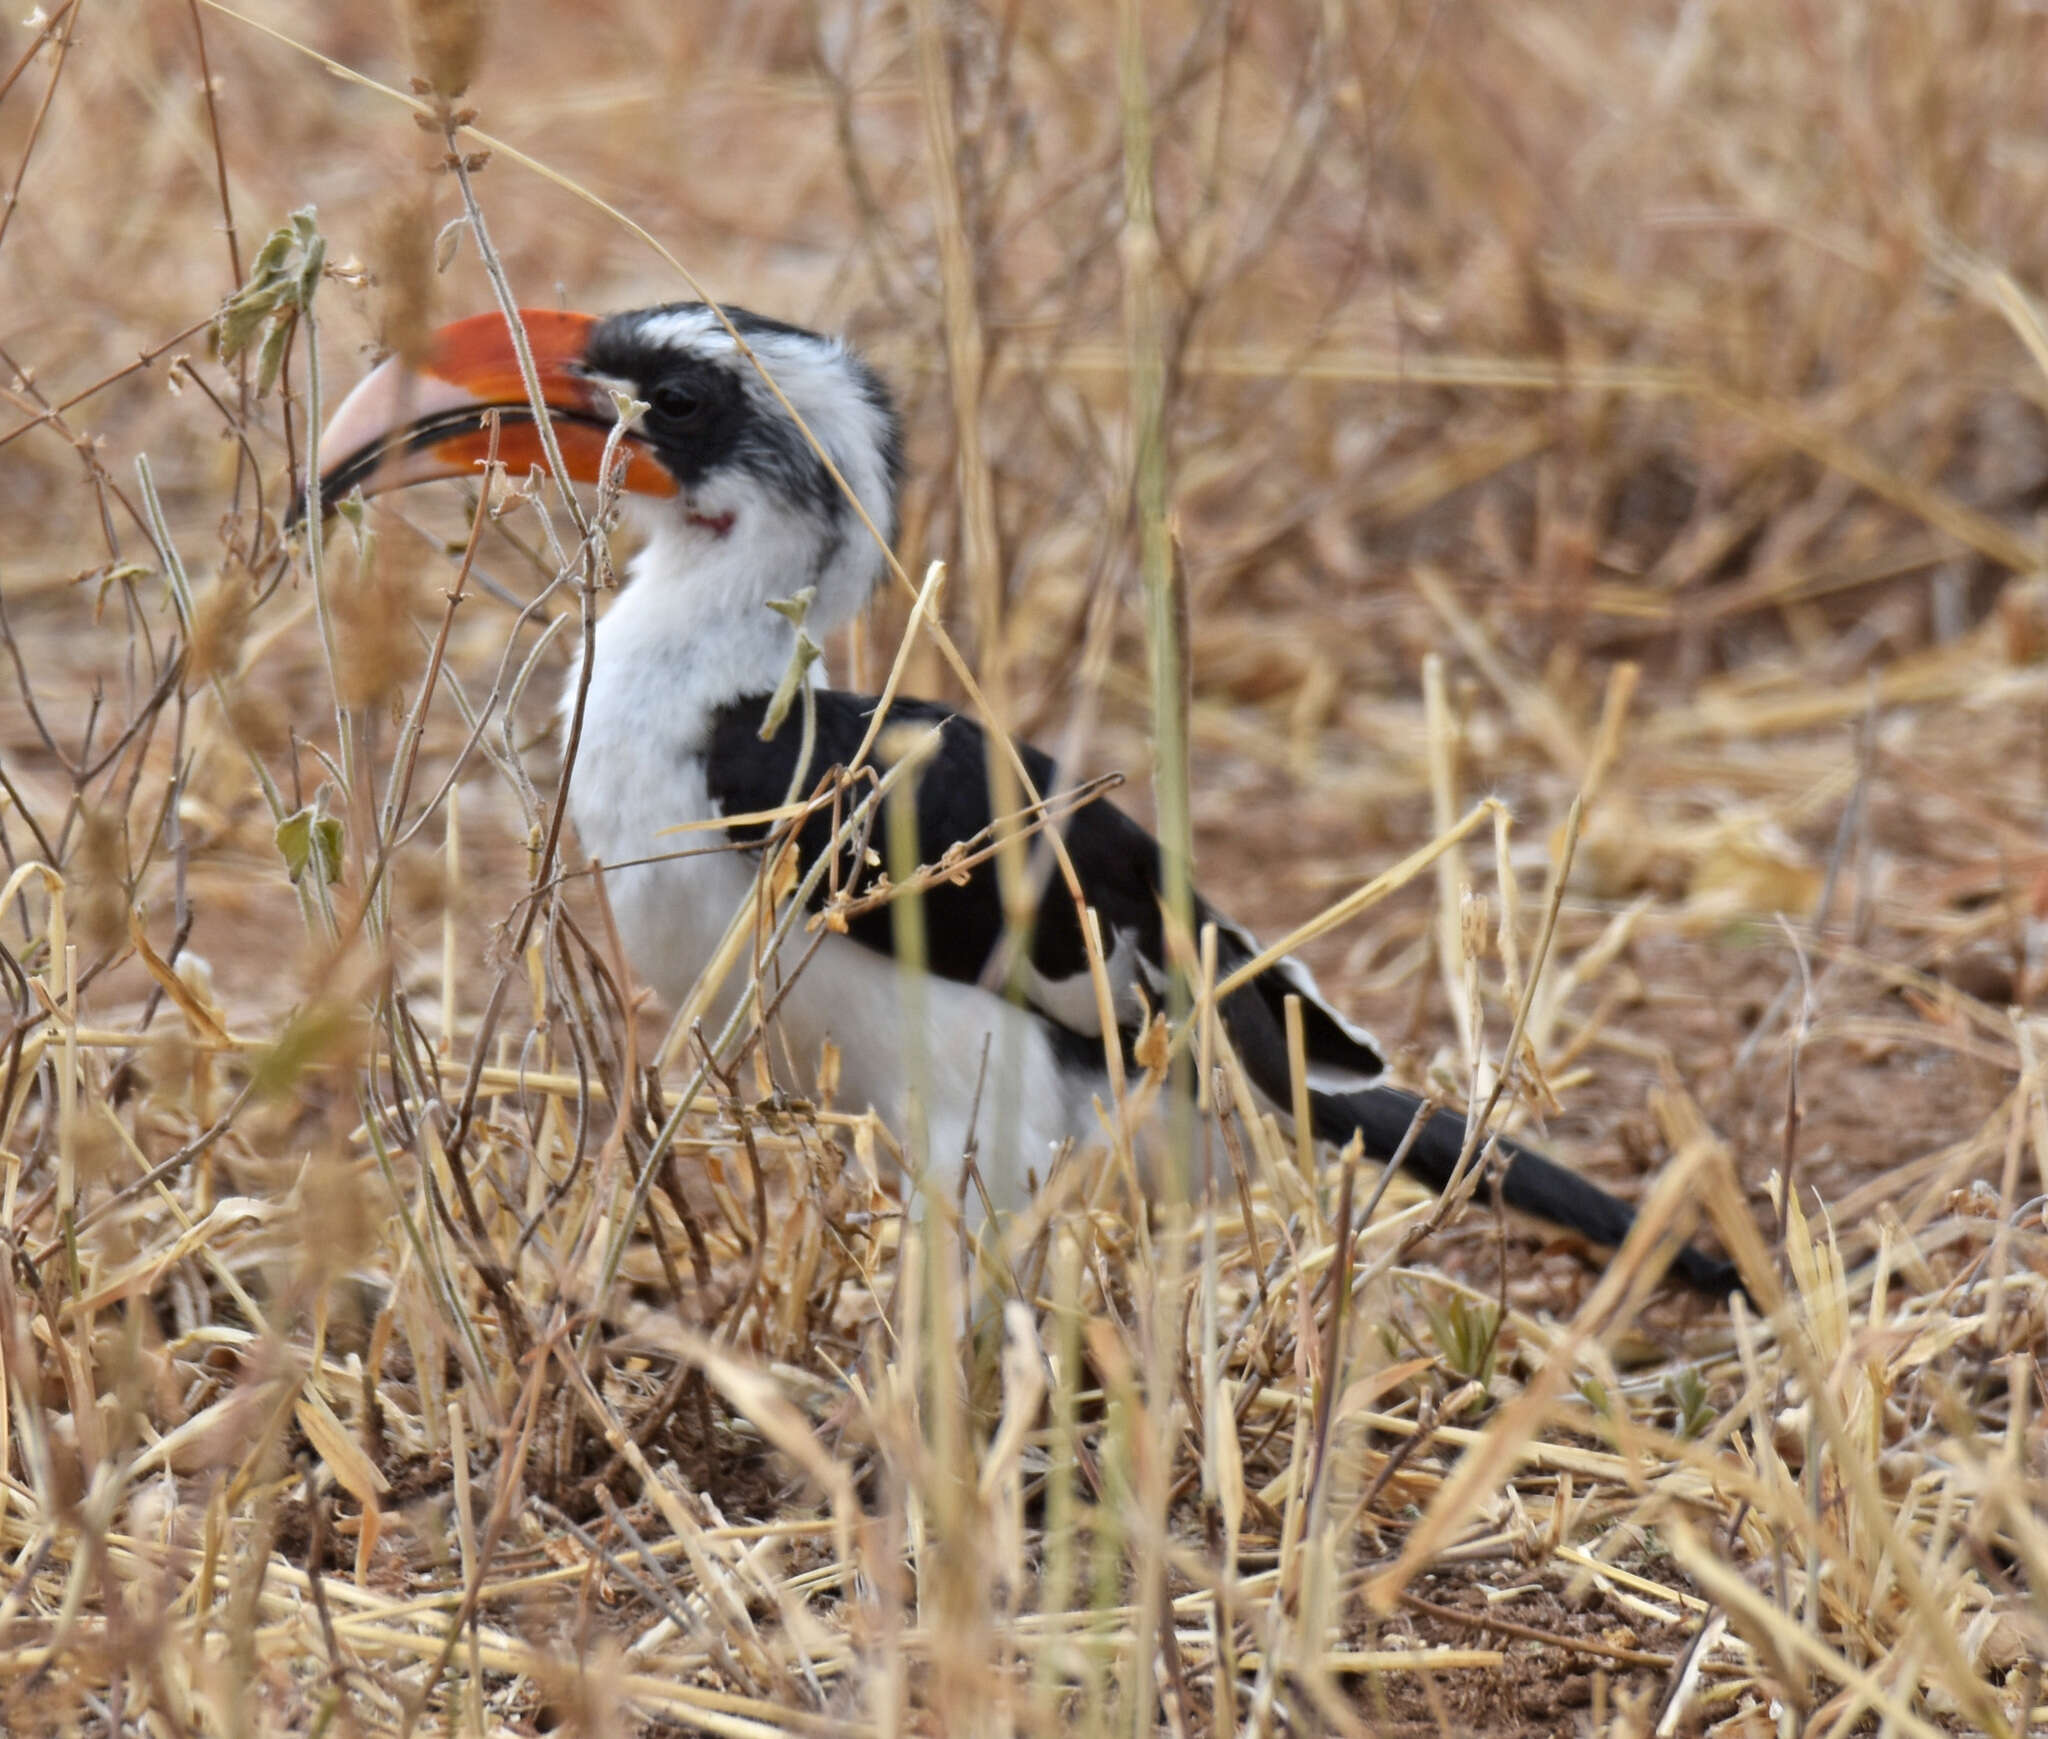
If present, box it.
[649,380,704,422]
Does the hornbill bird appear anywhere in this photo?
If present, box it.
[312,302,1735,1293]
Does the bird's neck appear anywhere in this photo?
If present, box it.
[577,514,869,740]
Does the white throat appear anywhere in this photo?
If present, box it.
[555,521,809,1029]
[586,477,882,709]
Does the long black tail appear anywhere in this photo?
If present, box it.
[1311,1083,1739,1295]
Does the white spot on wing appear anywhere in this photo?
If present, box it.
[1211,911,1386,1081]
[1022,923,1155,1037]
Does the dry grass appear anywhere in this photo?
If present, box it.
[3,1,2048,1733]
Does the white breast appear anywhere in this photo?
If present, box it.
[564,593,1098,1213]
[564,611,757,1016]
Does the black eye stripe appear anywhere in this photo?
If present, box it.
[581,305,899,528]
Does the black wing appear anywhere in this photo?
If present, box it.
[706,689,1735,1293]
[707,691,1377,1064]
[707,689,1101,990]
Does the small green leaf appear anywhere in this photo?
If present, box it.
[255,317,292,399]
[292,229,325,305]
[757,633,820,742]
[765,586,817,627]
[758,589,822,743]
[1665,1366,1715,1441]
[310,815,344,884]
[251,221,292,278]
[276,810,311,880]
[276,807,345,885]
[1419,1289,1500,1389]
[216,206,326,398]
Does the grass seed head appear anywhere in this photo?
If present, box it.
[222,683,290,758]
[406,0,489,100]
[72,805,128,960]
[185,563,254,687]
[69,1104,125,1196]
[369,193,438,368]
[331,522,426,712]
[291,1153,381,1289]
